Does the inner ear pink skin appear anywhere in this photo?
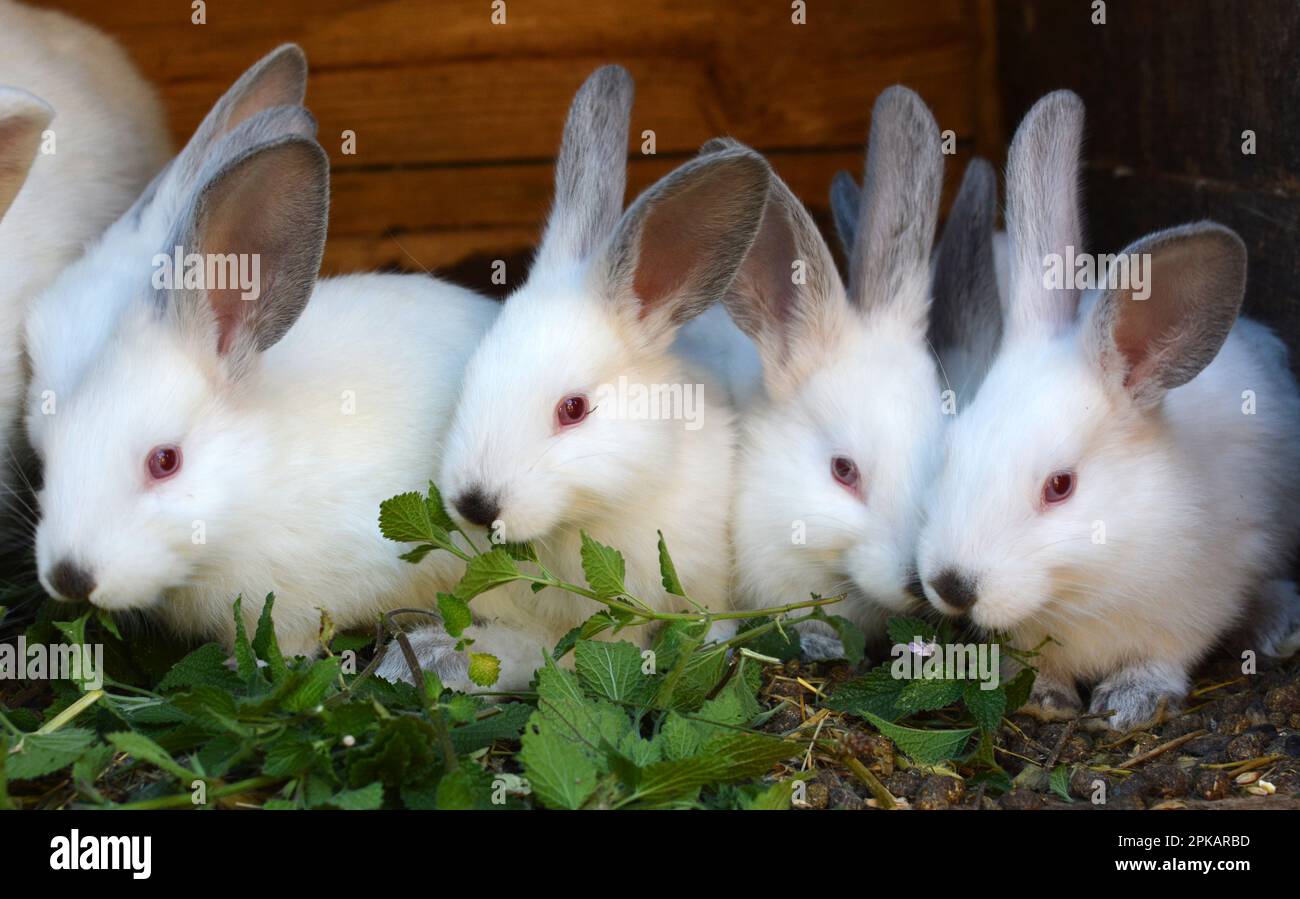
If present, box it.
[146,445,183,482]
[555,394,591,430]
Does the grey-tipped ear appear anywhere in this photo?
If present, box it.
[829,170,860,259]
[595,148,771,341]
[164,110,328,373]
[931,158,1001,362]
[1005,90,1085,340]
[699,136,743,156]
[0,88,54,222]
[161,45,310,204]
[1085,222,1245,409]
[722,166,848,400]
[848,86,943,325]
[535,65,634,269]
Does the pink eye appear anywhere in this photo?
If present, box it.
[147,445,182,481]
[1042,469,1075,505]
[556,394,591,428]
[831,455,860,489]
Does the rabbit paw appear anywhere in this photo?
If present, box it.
[800,632,846,661]
[1087,664,1186,732]
[374,626,471,691]
[1020,675,1082,722]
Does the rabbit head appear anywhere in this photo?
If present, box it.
[438,66,771,543]
[917,91,1249,633]
[727,86,950,619]
[30,48,329,610]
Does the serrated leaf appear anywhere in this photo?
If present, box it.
[230,596,260,684]
[5,729,97,781]
[1050,764,1074,802]
[398,544,436,564]
[574,640,653,704]
[580,532,626,600]
[424,481,460,535]
[449,703,533,754]
[437,593,472,637]
[896,675,965,715]
[1002,666,1037,712]
[518,716,599,810]
[328,782,385,810]
[628,732,796,807]
[964,681,1007,732]
[455,549,520,601]
[656,531,685,596]
[861,712,975,765]
[281,657,342,712]
[825,666,907,722]
[886,616,941,648]
[157,643,244,693]
[468,652,500,687]
[107,731,198,782]
[379,491,435,543]
[251,594,288,678]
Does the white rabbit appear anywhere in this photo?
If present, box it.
[28,46,499,657]
[0,0,169,517]
[916,90,1300,730]
[721,87,1000,655]
[376,66,772,691]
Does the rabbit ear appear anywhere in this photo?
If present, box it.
[0,88,53,222]
[1084,222,1245,410]
[1005,90,1085,341]
[535,66,634,270]
[593,147,770,343]
[847,86,942,329]
[722,162,849,401]
[155,45,309,210]
[163,107,328,376]
[829,170,860,260]
[931,158,1001,358]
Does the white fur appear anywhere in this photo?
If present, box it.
[917,91,1300,730]
[0,0,169,507]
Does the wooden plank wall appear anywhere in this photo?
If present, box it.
[36,0,1001,294]
[998,0,1300,359]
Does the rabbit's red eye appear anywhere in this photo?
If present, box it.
[147,445,182,481]
[1043,469,1075,505]
[556,394,590,428]
[831,455,859,489]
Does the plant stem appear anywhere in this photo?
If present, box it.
[114,775,286,810]
[36,689,104,735]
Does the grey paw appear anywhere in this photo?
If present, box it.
[800,632,846,661]
[1087,679,1182,732]
[374,626,470,690]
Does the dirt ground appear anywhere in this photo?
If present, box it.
[757,652,1300,810]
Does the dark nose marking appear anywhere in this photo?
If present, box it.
[453,486,501,528]
[928,569,978,612]
[49,560,95,602]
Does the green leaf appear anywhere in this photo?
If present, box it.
[449,703,533,755]
[886,616,941,648]
[574,640,653,704]
[5,729,97,781]
[580,531,626,600]
[107,731,199,782]
[455,549,520,601]
[424,481,460,535]
[437,593,472,637]
[816,612,867,665]
[251,594,288,678]
[964,681,1007,732]
[281,657,342,712]
[468,653,501,687]
[656,531,685,596]
[327,782,385,810]
[518,716,600,810]
[1050,764,1074,803]
[379,491,436,543]
[1002,667,1037,713]
[435,764,498,810]
[230,596,260,683]
[157,643,244,693]
[628,732,796,807]
[825,666,907,722]
[861,712,975,765]
[896,675,965,715]
[398,544,436,564]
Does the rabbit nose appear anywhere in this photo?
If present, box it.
[928,569,978,612]
[453,487,501,528]
[49,560,96,602]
